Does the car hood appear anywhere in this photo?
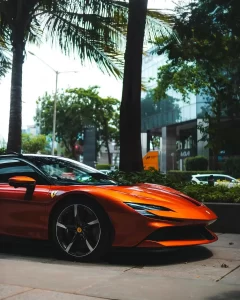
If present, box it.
[98,183,201,208]
[57,182,217,220]
[97,183,217,220]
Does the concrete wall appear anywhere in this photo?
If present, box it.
[161,126,176,173]
[141,133,148,157]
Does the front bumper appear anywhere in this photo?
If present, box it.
[137,225,218,248]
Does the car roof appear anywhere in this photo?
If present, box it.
[192,174,235,179]
[0,153,98,172]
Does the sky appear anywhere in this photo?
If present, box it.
[0,0,177,142]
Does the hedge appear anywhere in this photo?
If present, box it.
[0,148,6,155]
[223,157,240,178]
[109,169,168,186]
[108,169,239,203]
[178,184,240,204]
[96,164,112,170]
[185,156,208,171]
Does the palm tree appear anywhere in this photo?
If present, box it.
[119,0,148,172]
[119,0,173,172]
[0,0,127,153]
[1,0,171,164]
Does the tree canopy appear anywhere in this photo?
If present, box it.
[0,0,129,78]
[35,86,120,162]
[22,133,47,154]
[153,0,240,166]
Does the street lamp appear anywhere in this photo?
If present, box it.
[28,51,78,155]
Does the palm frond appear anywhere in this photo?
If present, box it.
[37,0,174,78]
[0,0,174,79]
[0,42,11,79]
[35,0,128,78]
[112,1,173,37]
[0,12,11,79]
[26,17,42,46]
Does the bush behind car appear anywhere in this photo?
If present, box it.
[109,169,240,204]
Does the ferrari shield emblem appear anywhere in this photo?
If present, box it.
[50,191,58,198]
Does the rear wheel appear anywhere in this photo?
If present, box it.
[50,198,111,261]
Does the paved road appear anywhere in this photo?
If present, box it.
[0,233,240,300]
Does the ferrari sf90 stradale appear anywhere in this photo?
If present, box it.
[0,154,218,261]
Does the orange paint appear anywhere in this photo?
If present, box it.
[0,178,218,248]
[143,151,159,171]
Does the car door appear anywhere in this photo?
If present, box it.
[0,157,52,240]
[223,175,238,188]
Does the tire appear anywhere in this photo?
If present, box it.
[50,198,112,262]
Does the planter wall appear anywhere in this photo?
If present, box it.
[206,203,240,234]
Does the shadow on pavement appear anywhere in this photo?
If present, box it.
[207,291,240,300]
[0,238,55,260]
[0,237,213,267]
[106,246,213,266]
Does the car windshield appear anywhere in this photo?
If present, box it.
[25,156,116,186]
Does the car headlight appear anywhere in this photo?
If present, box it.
[125,202,174,217]
[207,219,217,225]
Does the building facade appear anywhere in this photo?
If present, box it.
[22,125,40,136]
[141,49,209,173]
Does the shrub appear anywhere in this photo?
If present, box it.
[167,171,192,182]
[0,148,6,155]
[224,157,240,178]
[108,169,240,203]
[178,184,240,204]
[96,164,111,170]
[109,168,169,186]
[185,156,208,171]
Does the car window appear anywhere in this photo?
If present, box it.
[223,176,234,182]
[214,175,225,182]
[0,159,47,185]
[195,176,208,182]
[41,162,92,182]
[25,156,115,186]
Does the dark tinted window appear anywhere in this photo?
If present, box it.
[196,176,208,181]
[214,176,225,181]
[0,158,47,185]
[24,156,115,186]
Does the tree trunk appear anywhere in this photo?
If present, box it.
[105,141,112,165]
[7,27,25,153]
[212,95,222,170]
[119,0,148,172]
[104,119,112,164]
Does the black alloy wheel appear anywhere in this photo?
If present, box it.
[51,198,112,261]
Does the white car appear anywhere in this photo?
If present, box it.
[191,174,240,188]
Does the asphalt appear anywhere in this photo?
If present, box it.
[0,233,239,300]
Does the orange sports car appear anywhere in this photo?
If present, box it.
[0,153,218,261]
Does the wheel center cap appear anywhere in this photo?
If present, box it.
[77,227,82,233]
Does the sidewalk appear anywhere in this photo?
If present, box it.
[0,233,240,300]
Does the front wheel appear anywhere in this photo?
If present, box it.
[50,199,111,261]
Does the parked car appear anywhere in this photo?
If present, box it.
[191,174,240,187]
[0,153,218,261]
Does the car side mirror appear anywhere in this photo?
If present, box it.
[9,176,36,188]
[8,176,36,200]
